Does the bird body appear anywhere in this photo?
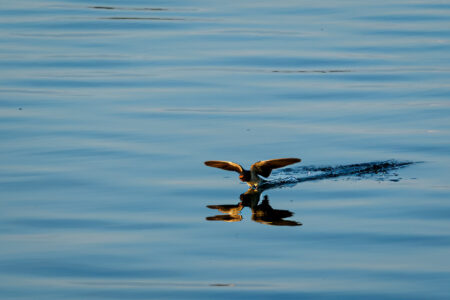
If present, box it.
[204,158,301,188]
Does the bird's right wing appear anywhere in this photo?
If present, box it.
[251,158,301,177]
[204,161,244,174]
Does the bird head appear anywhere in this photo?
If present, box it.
[239,170,251,182]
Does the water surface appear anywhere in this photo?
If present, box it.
[1,0,449,299]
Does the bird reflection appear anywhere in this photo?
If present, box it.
[206,188,302,226]
[252,195,301,226]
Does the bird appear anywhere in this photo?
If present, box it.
[204,158,301,188]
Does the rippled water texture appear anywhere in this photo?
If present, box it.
[1,1,449,299]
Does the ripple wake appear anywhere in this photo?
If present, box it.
[260,160,416,189]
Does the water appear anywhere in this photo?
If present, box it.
[1,0,449,299]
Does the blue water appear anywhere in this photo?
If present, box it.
[1,1,450,299]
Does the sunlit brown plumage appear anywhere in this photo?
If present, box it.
[251,158,301,178]
[204,161,243,173]
[204,158,301,188]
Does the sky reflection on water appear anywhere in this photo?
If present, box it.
[1,0,450,299]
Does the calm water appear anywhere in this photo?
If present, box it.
[1,0,450,299]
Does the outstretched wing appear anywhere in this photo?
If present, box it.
[204,161,244,174]
[251,158,301,178]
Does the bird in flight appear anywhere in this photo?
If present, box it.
[204,158,301,188]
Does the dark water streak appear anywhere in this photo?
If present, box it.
[262,160,415,189]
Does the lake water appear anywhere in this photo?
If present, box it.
[1,0,450,299]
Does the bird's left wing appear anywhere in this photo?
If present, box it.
[204,161,244,174]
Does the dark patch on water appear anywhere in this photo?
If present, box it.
[89,6,168,11]
[209,283,235,287]
[100,17,185,21]
[272,69,351,74]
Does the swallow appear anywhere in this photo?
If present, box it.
[204,158,301,188]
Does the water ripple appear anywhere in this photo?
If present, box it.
[263,160,415,189]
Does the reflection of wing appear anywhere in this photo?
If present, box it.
[252,197,302,226]
[251,158,301,178]
[206,203,243,223]
[204,161,244,174]
[254,219,302,226]
[254,208,293,219]
[206,215,243,222]
[207,204,243,215]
